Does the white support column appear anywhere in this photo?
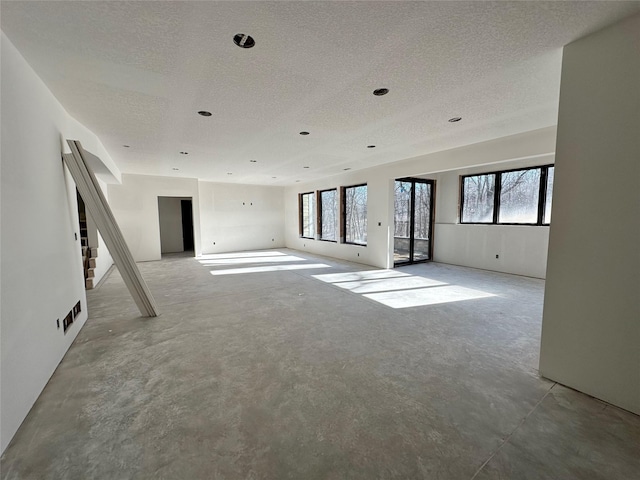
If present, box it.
[63,140,158,317]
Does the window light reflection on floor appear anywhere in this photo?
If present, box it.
[314,269,495,308]
[209,263,331,276]
[199,255,305,266]
[198,251,287,261]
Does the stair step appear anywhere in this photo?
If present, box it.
[85,278,94,289]
[88,258,96,268]
[86,268,95,278]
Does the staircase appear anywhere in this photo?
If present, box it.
[79,211,98,289]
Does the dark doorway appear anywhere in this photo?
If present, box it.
[394,178,435,266]
[158,196,194,256]
[181,199,194,252]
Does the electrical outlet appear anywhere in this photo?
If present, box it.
[378,222,381,226]
[213,242,216,245]
[272,238,274,241]
[357,253,360,257]
[496,254,499,259]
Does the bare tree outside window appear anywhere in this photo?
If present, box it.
[344,185,367,245]
[544,167,554,224]
[462,174,496,222]
[394,181,411,238]
[460,165,554,225]
[498,168,541,223]
[300,192,315,238]
[320,189,338,241]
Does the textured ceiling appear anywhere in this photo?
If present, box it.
[2,1,639,185]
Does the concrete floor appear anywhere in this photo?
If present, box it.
[2,249,639,479]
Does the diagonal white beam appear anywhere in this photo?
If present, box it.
[63,140,158,317]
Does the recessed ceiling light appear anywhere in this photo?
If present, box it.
[233,34,255,49]
[180,151,188,155]
[373,88,389,96]
[448,117,462,122]
[123,145,130,148]
[367,145,376,148]
[227,172,233,175]
[295,180,300,182]
[172,168,179,171]
[299,131,310,136]
[198,111,212,117]
[303,166,310,169]
[343,168,351,171]
[272,176,277,179]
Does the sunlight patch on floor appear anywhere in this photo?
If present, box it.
[364,285,495,308]
[329,276,447,294]
[209,263,331,275]
[199,255,304,266]
[198,251,287,260]
[313,269,410,283]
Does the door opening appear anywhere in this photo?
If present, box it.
[158,196,194,256]
[394,178,435,266]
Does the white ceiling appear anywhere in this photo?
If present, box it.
[2,1,639,185]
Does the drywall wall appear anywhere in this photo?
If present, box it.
[108,175,201,262]
[540,14,640,414]
[285,128,556,271]
[198,182,285,254]
[158,197,185,253]
[0,32,120,453]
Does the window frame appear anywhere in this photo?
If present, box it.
[318,188,339,243]
[298,191,316,239]
[459,164,554,226]
[341,183,368,246]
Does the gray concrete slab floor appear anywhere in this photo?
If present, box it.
[2,249,639,479]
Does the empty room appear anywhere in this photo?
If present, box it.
[1,2,638,479]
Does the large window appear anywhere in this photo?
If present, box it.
[460,165,554,225]
[319,189,338,241]
[343,184,368,245]
[299,192,315,238]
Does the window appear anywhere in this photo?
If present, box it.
[543,167,554,224]
[319,189,338,241]
[343,184,367,245]
[498,168,541,223]
[461,174,496,223]
[299,192,315,238]
[460,165,554,225]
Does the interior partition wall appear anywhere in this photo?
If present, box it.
[394,178,435,266]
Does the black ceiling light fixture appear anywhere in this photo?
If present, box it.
[299,131,310,136]
[249,160,257,163]
[180,151,189,155]
[123,145,130,148]
[198,111,212,117]
[303,166,310,169]
[367,145,376,148]
[343,167,351,171]
[373,88,389,96]
[227,172,233,175]
[172,168,179,171]
[448,117,462,122]
[233,33,255,49]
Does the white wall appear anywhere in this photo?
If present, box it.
[285,128,556,273]
[540,14,640,414]
[108,174,202,262]
[0,32,120,453]
[158,197,185,254]
[198,182,285,254]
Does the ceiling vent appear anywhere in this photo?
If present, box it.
[233,34,255,49]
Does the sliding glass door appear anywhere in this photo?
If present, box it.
[394,178,435,266]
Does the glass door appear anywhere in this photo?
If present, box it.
[394,178,434,266]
